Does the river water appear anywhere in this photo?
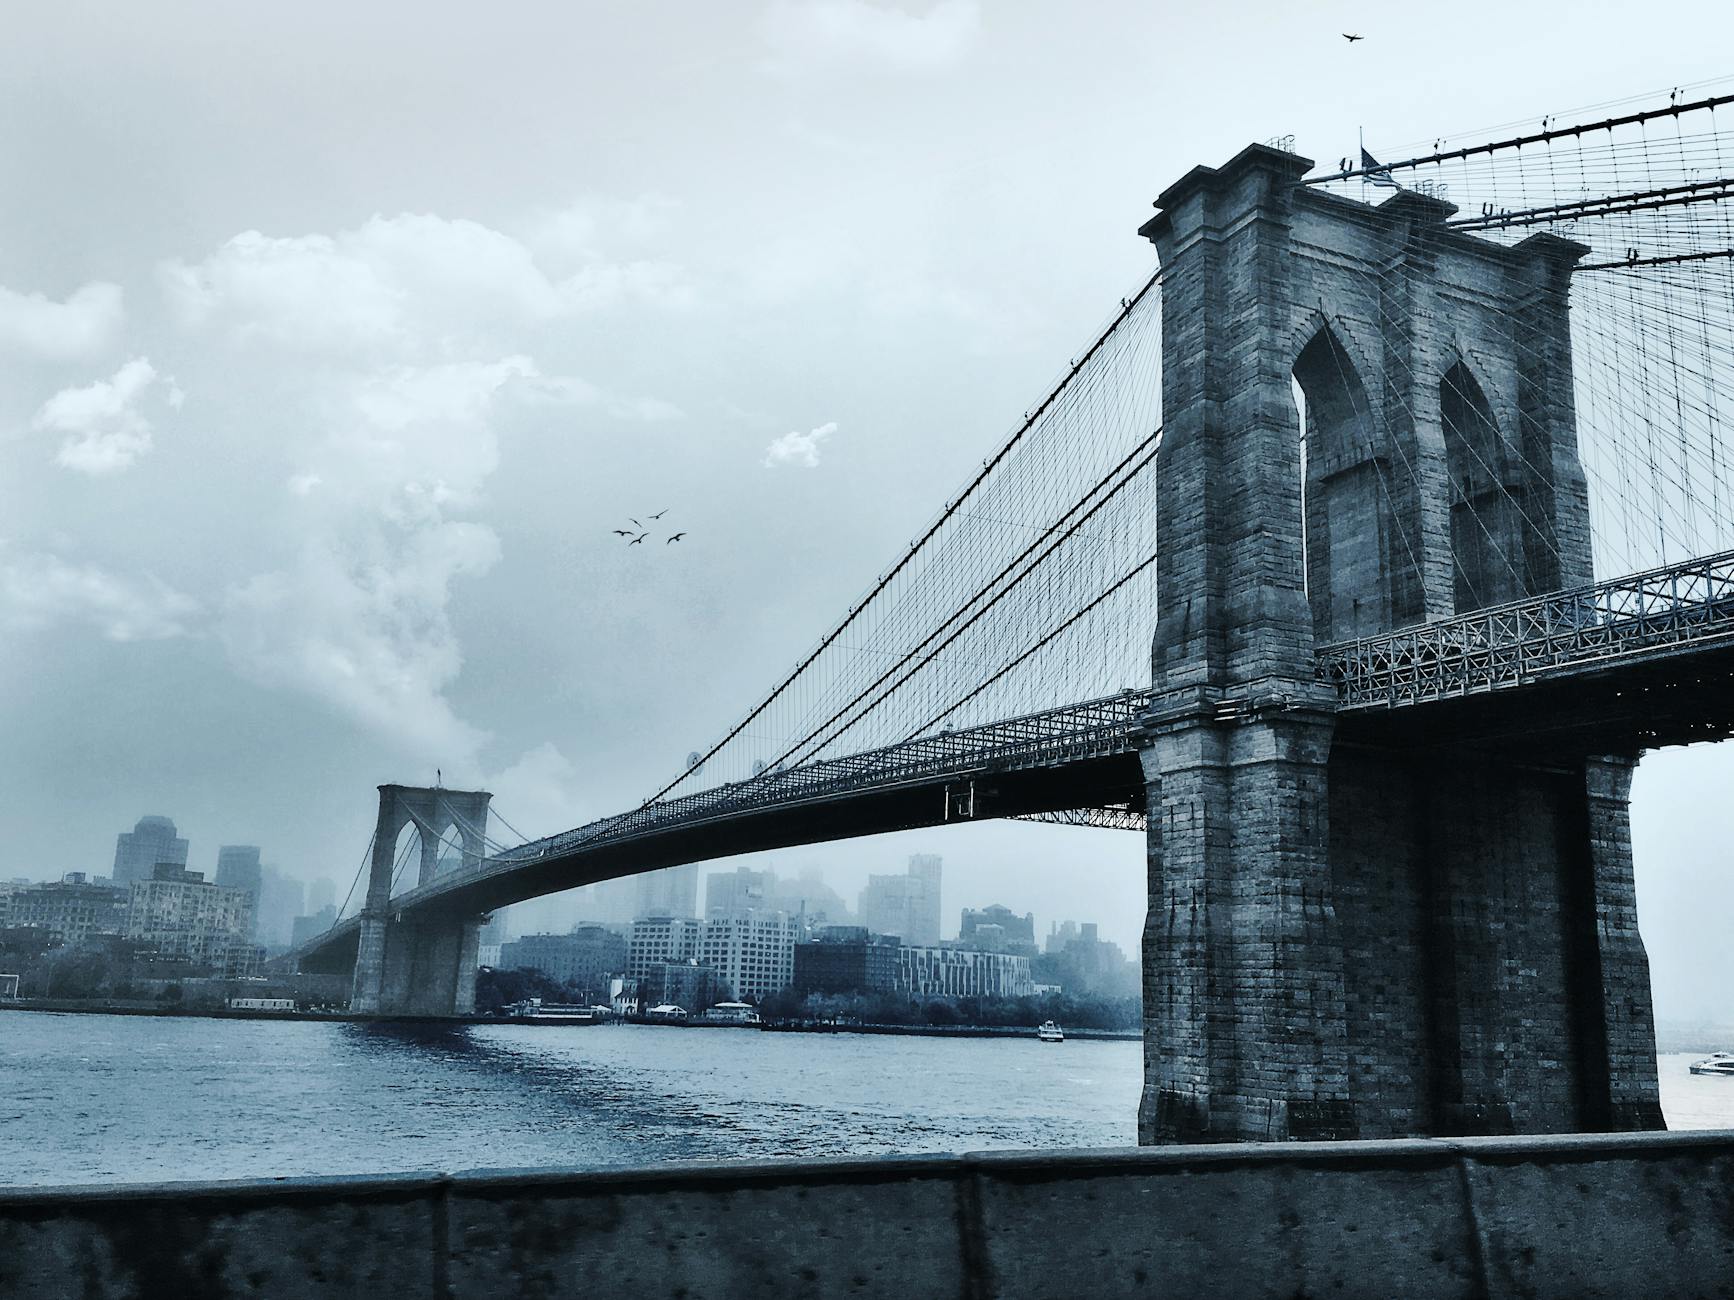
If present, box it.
[2,1013,1729,1187]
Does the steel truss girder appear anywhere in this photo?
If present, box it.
[1317,548,1734,710]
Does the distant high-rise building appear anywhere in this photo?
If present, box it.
[307,877,337,914]
[254,868,304,948]
[857,854,942,945]
[960,904,1037,954]
[635,864,698,920]
[112,816,188,887]
[214,847,263,937]
[705,867,772,918]
[214,846,262,895]
[290,905,339,948]
[569,877,636,926]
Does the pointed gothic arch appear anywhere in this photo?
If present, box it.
[1441,359,1529,610]
[1292,324,1399,640]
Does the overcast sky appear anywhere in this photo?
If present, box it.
[2,1,1730,1017]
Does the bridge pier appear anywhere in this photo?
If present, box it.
[1137,143,1661,1142]
[350,784,493,1016]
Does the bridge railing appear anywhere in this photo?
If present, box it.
[458,689,1154,884]
[1317,548,1734,709]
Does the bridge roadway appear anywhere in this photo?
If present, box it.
[297,548,1734,971]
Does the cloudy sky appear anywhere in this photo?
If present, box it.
[3,1,1731,1016]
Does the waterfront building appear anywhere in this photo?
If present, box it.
[638,960,718,1013]
[498,926,627,999]
[7,874,129,946]
[856,854,942,945]
[895,944,1033,998]
[634,864,699,920]
[627,915,702,978]
[960,905,1037,954]
[112,816,188,887]
[697,909,795,1002]
[125,864,254,967]
[792,926,901,995]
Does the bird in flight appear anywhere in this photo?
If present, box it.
[650,509,669,520]
[629,533,648,545]
[612,529,633,537]
[1343,32,1363,41]
[667,532,687,544]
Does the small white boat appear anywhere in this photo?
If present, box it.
[1690,1052,1734,1076]
[1037,1020,1064,1043]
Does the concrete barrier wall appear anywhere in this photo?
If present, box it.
[5,1130,1734,1298]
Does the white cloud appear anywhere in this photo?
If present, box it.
[481,742,583,841]
[33,356,170,474]
[0,550,198,641]
[164,206,688,765]
[161,212,695,357]
[761,0,980,74]
[763,420,838,468]
[0,281,124,361]
[220,521,501,767]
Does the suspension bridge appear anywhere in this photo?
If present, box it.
[297,82,1734,1144]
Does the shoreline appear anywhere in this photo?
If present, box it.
[0,1000,1139,1039]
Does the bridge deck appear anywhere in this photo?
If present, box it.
[297,551,1734,966]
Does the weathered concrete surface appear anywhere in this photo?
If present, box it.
[6,1131,1734,1298]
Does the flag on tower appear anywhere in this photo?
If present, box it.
[1361,147,1399,189]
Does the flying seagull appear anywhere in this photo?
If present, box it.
[649,509,669,520]
[612,529,633,536]
[628,517,642,528]
[1343,32,1363,41]
[667,532,687,544]
[629,533,647,545]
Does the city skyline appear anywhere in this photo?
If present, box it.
[0,3,1728,1019]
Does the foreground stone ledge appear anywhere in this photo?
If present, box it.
[5,1131,1734,1298]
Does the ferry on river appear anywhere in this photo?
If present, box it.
[504,999,609,1025]
[1037,1020,1064,1043]
[1690,1052,1734,1076]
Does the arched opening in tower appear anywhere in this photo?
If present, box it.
[1292,326,1401,641]
[390,820,423,897]
[1442,361,1530,611]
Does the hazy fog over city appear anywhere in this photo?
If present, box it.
[2,0,1731,1018]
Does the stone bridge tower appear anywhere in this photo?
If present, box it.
[1137,145,1661,1143]
[351,784,494,1016]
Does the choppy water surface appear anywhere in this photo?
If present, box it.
[3,1016,1729,1188]
[0,1015,1140,1186]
